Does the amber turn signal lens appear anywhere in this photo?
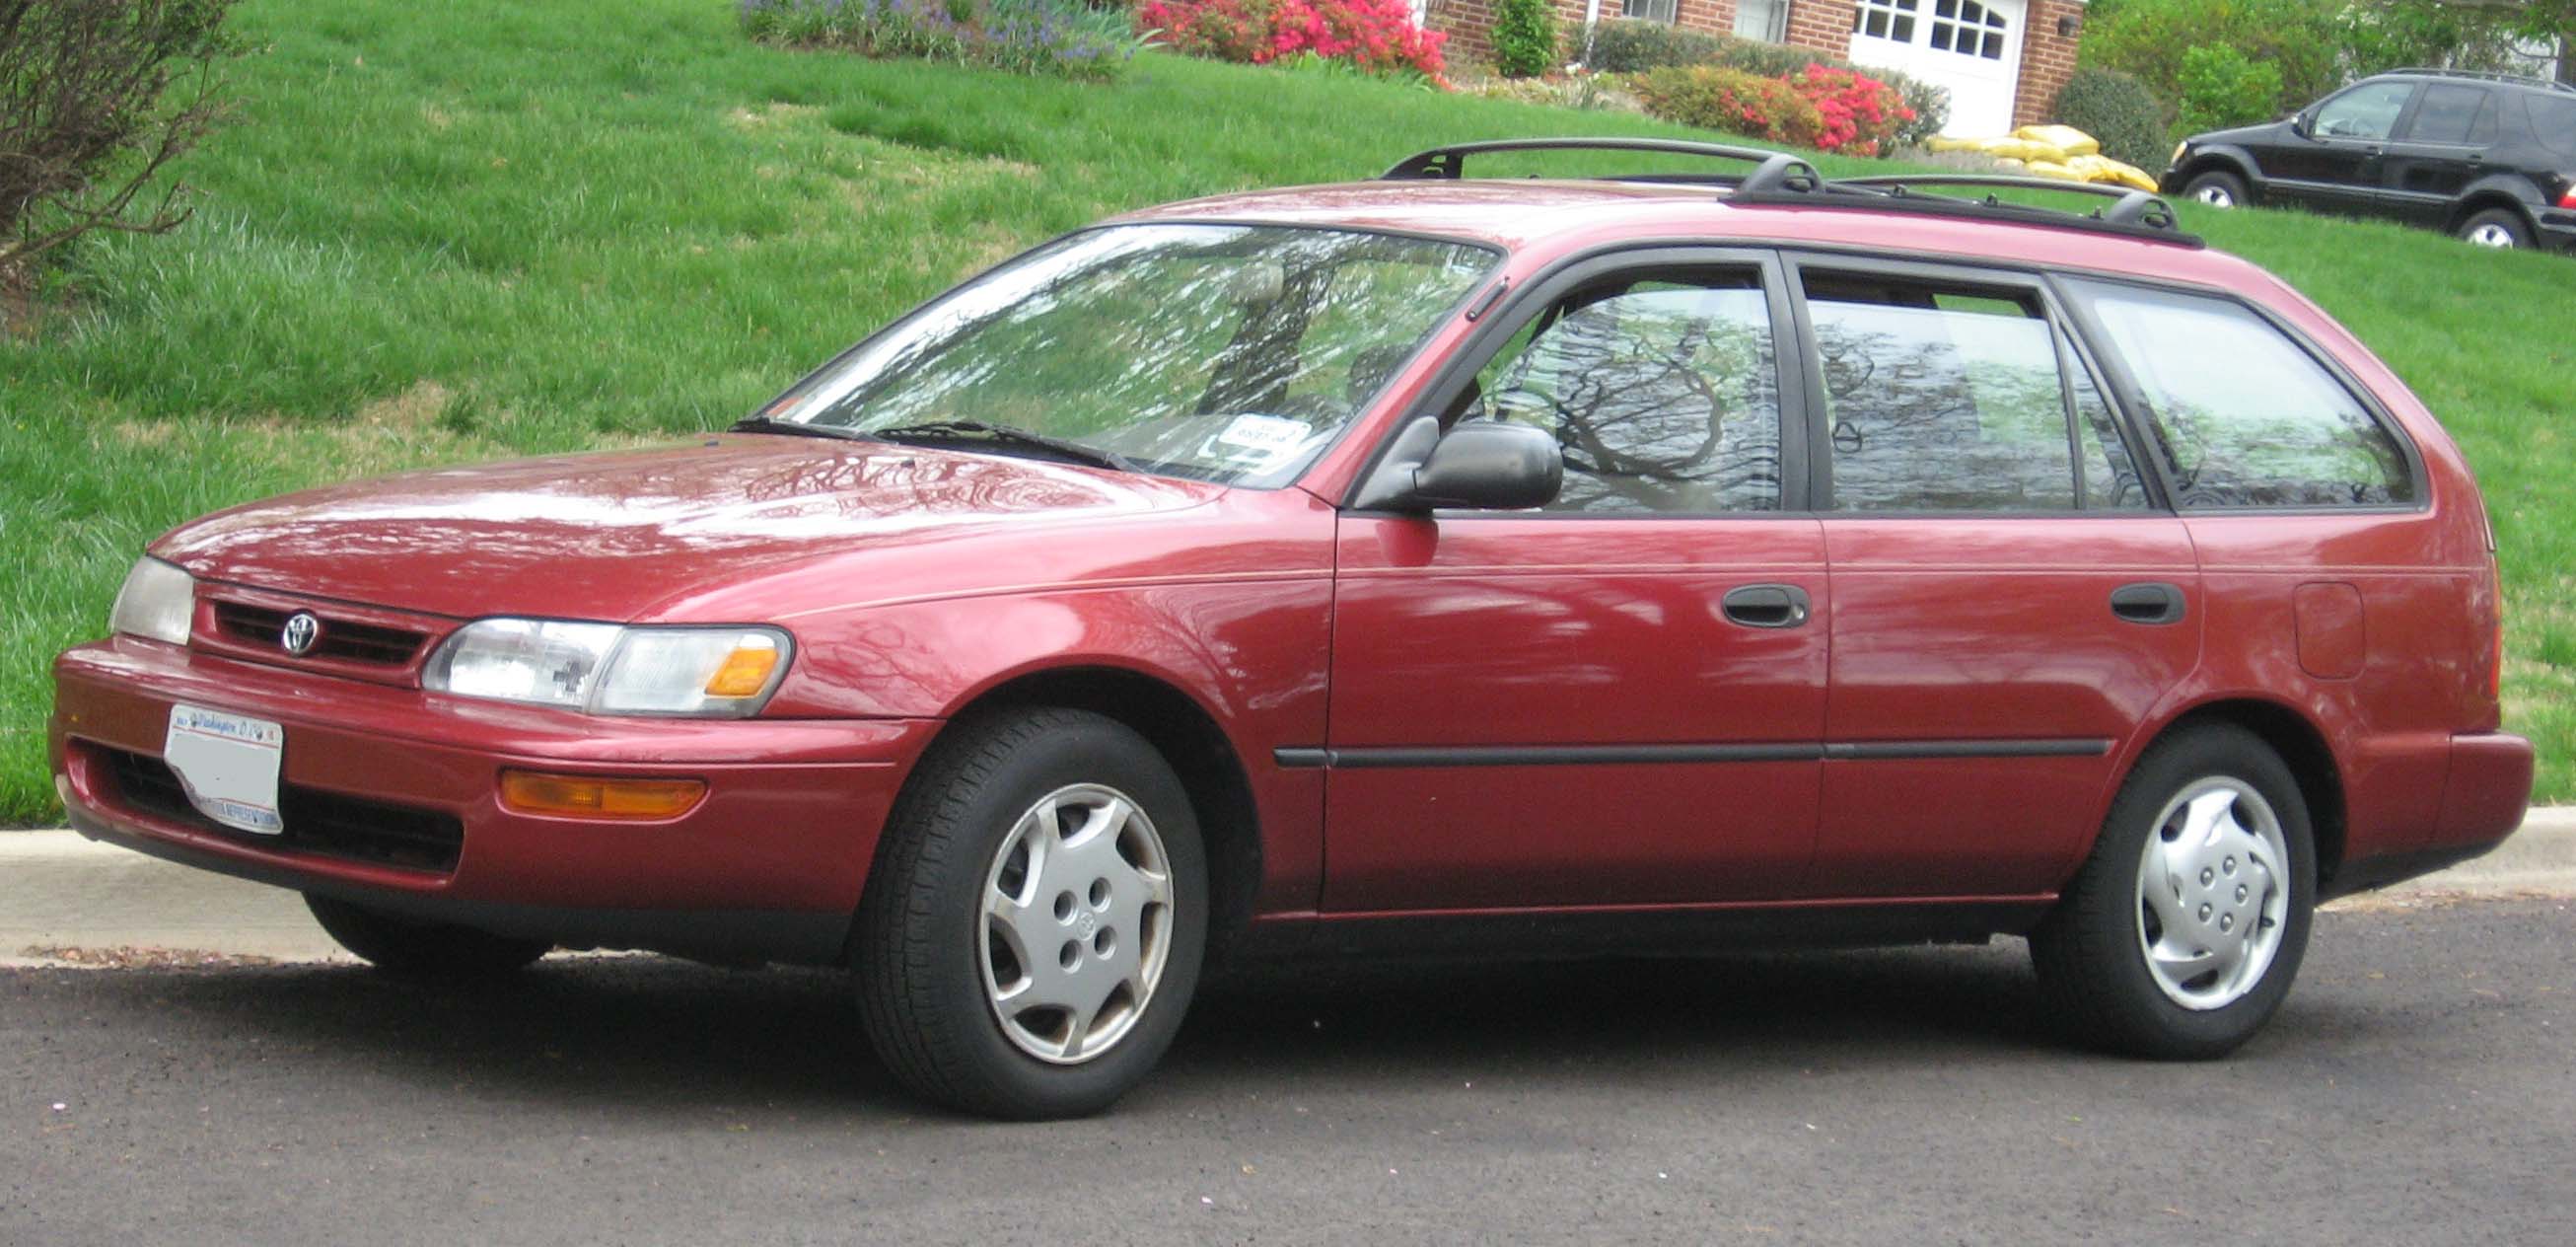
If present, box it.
[702,642,780,697]
[499,770,706,821]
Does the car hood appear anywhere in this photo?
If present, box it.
[2183,119,2292,151]
[151,435,1230,622]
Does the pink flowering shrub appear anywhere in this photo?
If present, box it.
[1784,63,1912,158]
[1634,61,1913,156]
[1138,0,1446,84]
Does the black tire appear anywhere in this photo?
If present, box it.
[305,895,551,977]
[2457,207,2531,250]
[854,708,1208,1120]
[2029,723,2315,1060]
[2182,170,2249,209]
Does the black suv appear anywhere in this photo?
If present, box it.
[2162,68,2576,252]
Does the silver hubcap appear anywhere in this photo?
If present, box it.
[2135,778,2289,1010]
[2466,222,2516,248]
[978,783,1173,1064]
[2192,185,2236,207]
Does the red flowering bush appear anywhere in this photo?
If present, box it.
[1784,63,1912,157]
[1633,61,1914,156]
[1138,0,1446,83]
[1633,66,1825,150]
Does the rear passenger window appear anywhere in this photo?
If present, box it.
[2071,281,2414,508]
[1804,274,2144,512]
[2408,84,2496,145]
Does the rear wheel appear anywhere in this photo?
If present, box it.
[305,895,551,977]
[2458,207,2531,250]
[2029,724,2314,1059]
[854,708,1206,1120]
[2182,170,2249,209]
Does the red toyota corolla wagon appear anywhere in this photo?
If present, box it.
[52,140,2534,1119]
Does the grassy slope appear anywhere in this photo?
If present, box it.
[3,0,2570,821]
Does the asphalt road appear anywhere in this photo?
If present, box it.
[5,900,2570,1246]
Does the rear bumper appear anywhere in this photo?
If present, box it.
[2325,730,2534,901]
[2538,206,2576,252]
[50,636,941,962]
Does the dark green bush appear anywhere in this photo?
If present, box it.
[2176,43,2284,135]
[2051,65,2169,168]
[2080,0,2337,124]
[1490,0,1557,78]
[1575,17,1726,73]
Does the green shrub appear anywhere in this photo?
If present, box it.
[2052,65,2169,168]
[2080,0,2336,125]
[2176,43,2284,135]
[1490,0,1556,78]
[1576,17,1725,73]
[1883,71,1948,149]
[1633,64,1825,150]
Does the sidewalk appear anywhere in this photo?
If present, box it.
[5,811,2573,967]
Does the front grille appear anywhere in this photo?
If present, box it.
[104,748,465,875]
[211,601,429,667]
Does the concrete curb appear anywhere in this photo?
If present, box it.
[6,813,2575,967]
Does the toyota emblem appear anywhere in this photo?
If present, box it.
[280,612,322,656]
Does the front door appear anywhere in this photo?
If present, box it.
[1784,257,2202,900]
[1322,252,1828,912]
[2268,80,2415,213]
[1847,0,2028,137]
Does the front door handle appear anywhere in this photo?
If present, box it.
[1723,584,1811,628]
[2110,582,2187,625]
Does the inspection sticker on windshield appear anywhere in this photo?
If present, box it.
[1210,414,1312,467]
[163,704,285,835]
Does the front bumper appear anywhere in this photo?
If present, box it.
[51,636,941,963]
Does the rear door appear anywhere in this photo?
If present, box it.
[1787,257,2201,899]
[1322,249,1829,912]
[2380,82,2500,227]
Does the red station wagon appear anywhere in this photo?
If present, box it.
[51,139,2535,1119]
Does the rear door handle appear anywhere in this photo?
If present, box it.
[2110,582,2187,625]
[1723,584,1811,628]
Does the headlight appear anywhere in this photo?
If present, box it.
[2171,141,2188,167]
[423,620,792,717]
[109,557,195,645]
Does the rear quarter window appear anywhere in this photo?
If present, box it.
[2528,93,2576,159]
[2068,281,2415,509]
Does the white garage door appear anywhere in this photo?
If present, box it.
[1844,0,2028,138]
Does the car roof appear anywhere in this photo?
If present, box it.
[1114,178,2284,293]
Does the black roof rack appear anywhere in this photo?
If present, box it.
[1381,137,1825,195]
[2379,66,2576,95]
[1377,137,2201,247]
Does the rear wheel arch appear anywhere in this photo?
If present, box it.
[2124,700,2347,893]
[2448,192,2535,238]
[897,666,1263,966]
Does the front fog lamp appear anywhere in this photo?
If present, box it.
[109,556,196,645]
[424,621,790,717]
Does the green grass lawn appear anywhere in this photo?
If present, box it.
[5,0,2573,823]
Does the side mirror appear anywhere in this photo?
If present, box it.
[1350,416,1563,513]
[2292,110,2317,138]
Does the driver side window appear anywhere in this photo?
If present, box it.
[2315,82,2415,142]
[1461,270,1782,514]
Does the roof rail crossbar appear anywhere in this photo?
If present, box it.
[2383,66,2576,95]
[1381,137,1812,183]
[1829,174,2183,233]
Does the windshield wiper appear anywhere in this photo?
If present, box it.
[867,420,1137,474]
[728,416,875,442]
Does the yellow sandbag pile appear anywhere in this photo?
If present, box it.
[1931,125,2158,193]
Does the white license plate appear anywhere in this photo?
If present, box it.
[163,704,285,835]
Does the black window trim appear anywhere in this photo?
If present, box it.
[2048,272,2431,515]
[1780,250,2171,518]
[1339,241,1816,521]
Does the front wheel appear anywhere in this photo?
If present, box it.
[2029,724,2314,1059]
[854,708,1206,1120]
[2182,170,2249,209]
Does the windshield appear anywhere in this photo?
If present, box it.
[754,224,1498,486]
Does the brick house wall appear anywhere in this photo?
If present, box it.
[2012,0,2086,128]
[1430,0,2084,134]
